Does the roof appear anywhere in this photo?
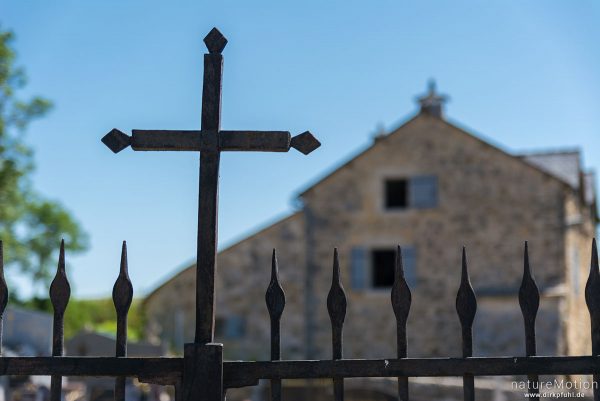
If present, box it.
[584,171,597,205]
[299,113,581,198]
[517,150,581,189]
[144,211,302,304]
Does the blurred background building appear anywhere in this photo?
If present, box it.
[144,83,598,364]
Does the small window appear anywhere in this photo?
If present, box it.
[409,175,438,208]
[216,316,245,339]
[385,179,408,208]
[372,249,396,287]
[351,247,417,290]
[384,176,438,210]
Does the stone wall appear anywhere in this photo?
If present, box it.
[144,212,306,359]
[563,192,596,358]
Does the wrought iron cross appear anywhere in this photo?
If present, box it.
[102,27,320,345]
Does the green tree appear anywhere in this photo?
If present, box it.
[0,27,88,297]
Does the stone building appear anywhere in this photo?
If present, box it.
[144,83,598,363]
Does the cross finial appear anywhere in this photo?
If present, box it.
[417,79,448,119]
[204,27,228,54]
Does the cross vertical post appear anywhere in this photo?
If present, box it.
[196,29,225,345]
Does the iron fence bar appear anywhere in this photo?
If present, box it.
[518,242,540,397]
[586,238,600,401]
[0,241,7,357]
[391,245,411,401]
[456,248,476,401]
[327,249,347,401]
[266,250,285,401]
[113,242,134,401]
[49,240,70,401]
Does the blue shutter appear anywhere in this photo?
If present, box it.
[350,247,369,290]
[403,247,417,287]
[224,316,245,339]
[409,175,438,208]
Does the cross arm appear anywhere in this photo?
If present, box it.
[102,129,321,155]
[101,129,202,153]
[132,130,202,151]
[220,130,320,155]
[219,131,290,152]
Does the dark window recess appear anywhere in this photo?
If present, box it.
[215,317,226,337]
[372,250,396,287]
[385,176,438,210]
[385,179,408,208]
[371,247,417,288]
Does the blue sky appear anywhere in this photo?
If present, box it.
[3,1,599,298]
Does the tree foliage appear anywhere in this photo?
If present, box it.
[0,27,88,296]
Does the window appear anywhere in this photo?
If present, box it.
[350,246,417,289]
[216,316,245,339]
[385,179,408,208]
[384,175,438,210]
[372,250,396,287]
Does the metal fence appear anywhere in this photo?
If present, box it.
[0,26,598,401]
[0,240,599,401]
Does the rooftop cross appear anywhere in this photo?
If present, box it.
[417,79,448,118]
[101,27,321,345]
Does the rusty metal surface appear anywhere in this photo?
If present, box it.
[49,240,70,401]
[0,242,7,357]
[265,250,285,401]
[391,246,411,401]
[456,248,476,401]
[327,249,347,401]
[519,242,540,397]
[113,242,133,401]
[3,355,600,381]
[586,238,600,401]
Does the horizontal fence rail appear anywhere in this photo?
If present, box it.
[0,239,597,401]
[3,355,600,384]
[223,355,600,384]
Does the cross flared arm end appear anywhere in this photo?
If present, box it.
[102,129,131,154]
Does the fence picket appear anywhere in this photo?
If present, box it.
[49,240,71,401]
[456,247,476,401]
[518,242,540,396]
[266,249,285,401]
[391,245,411,401]
[113,241,133,401]
[327,249,347,401]
[585,238,600,401]
[0,241,7,356]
